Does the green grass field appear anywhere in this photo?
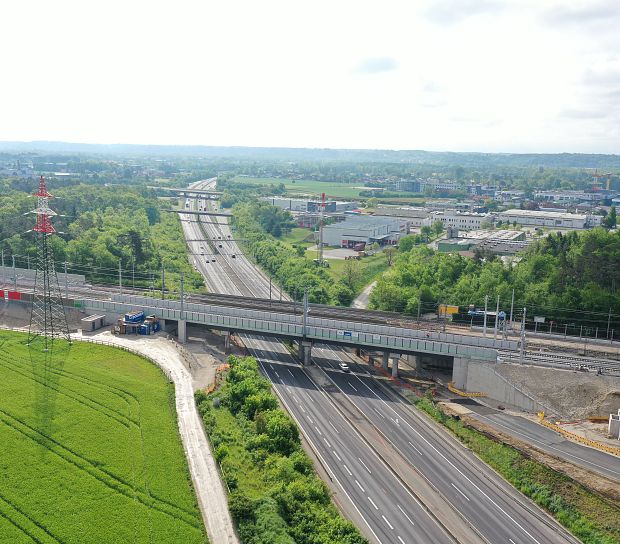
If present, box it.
[0,332,206,544]
[232,176,366,199]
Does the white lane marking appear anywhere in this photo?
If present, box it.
[398,537,406,544]
[323,437,332,448]
[408,441,423,455]
[306,415,313,424]
[373,407,386,419]
[275,371,281,378]
[287,368,294,377]
[333,450,342,461]
[368,496,379,510]
[382,515,394,530]
[349,382,358,392]
[397,504,415,527]
[355,479,365,492]
[451,483,470,501]
[354,375,544,544]
[255,359,386,544]
[475,413,616,477]
[314,425,323,436]
[300,405,306,413]
[358,457,372,474]
[328,420,340,434]
[509,539,516,544]
[343,464,353,476]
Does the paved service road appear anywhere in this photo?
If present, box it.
[312,347,581,544]
[462,406,620,482]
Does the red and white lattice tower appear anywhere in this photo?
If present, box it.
[28,175,71,348]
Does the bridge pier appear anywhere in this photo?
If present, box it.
[222,331,231,353]
[178,319,187,344]
[382,352,390,370]
[391,357,399,378]
[300,341,313,365]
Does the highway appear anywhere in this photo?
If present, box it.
[181,179,582,544]
[181,180,455,543]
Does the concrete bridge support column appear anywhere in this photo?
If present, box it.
[391,357,399,378]
[178,319,187,344]
[452,357,469,390]
[382,352,390,370]
[159,319,167,332]
[222,331,231,353]
[300,341,313,365]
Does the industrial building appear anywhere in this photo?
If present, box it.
[321,215,409,247]
[438,229,529,256]
[429,210,490,230]
[497,209,602,229]
[262,197,359,213]
[374,205,429,227]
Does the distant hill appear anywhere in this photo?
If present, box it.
[1,140,619,168]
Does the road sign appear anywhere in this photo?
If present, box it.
[534,316,545,323]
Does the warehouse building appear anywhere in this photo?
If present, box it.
[374,205,429,227]
[438,229,529,256]
[262,197,359,213]
[321,216,409,247]
[498,209,602,229]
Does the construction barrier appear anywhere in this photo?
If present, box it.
[537,412,620,457]
[447,381,486,397]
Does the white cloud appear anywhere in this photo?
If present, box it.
[0,0,618,153]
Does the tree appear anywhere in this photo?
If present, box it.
[384,246,397,266]
[342,259,362,290]
[432,220,444,236]
[603,206,617,229]
[420,225,432,242]
[366,197,378,208]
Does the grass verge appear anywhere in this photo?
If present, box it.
[411,395,620,544]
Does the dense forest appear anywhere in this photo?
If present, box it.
[0,178,204,292]
[371,229,620,334]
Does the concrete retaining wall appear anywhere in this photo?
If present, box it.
[459,360,552,414]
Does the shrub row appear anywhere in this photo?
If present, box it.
[196,355,367,544]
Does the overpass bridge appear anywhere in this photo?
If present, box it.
[78,292,516,385]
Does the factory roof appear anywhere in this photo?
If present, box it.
[500,209,587,220]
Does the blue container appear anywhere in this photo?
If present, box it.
[138,324,151,335]
[125,310,145,323]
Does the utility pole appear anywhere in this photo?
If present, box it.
[483,295,488,337]
[509,288,514,328]
[417,299,421,324]
[161,266,165,300]
[494,294,500,339]
[269,277,272,301]
[520,307,527,363]
[180,273,185,320]
[303,287,308,338]
[12,254,16,291]
[607,307,612,339]
[132,258,135,291]
[1,249,5,287]
[64,261,68,299]
[119,259,122,295]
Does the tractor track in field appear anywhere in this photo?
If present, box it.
[0,407,202,529]
[0,493,64,544]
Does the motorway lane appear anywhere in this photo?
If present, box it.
[464,409,619,482]
[182,181,578,544]
[247,336,454,544]
[312,347,579,544]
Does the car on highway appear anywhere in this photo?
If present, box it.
[338,362,350,372]
[231,254,236,258]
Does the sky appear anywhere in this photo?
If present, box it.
[1,0,619,153]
